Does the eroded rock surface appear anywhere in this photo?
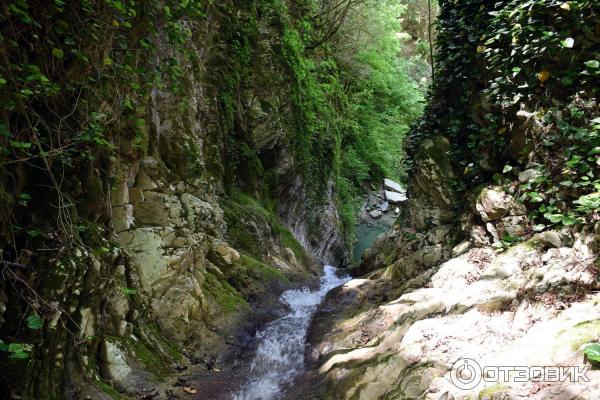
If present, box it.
[309,227,600,400]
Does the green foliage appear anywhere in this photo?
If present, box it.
[0,340,32,360]
[121,288,137,296]
[408,0,599,228]
[218,0,425,235]
[518,103,599,227]
[583,343,600,364]
[26,313,43,330]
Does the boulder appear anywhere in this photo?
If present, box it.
[385,190,407,203]
[538,230,563,248]
[100,340,132,389]
[369,210,383,219]
[500,215,529,237]
[383,178,405,194]
[476,187,526,222]
[451,240,471,257]
[209,239,240,267]
[518,168,542,183]
[379,201,389,212]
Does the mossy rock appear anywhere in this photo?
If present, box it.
[478,383,510,400]
[558,320,600,351]
[203,271,249,313]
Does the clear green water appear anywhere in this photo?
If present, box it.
[352,214,396,264]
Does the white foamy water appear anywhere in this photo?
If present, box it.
[232,265,350,400]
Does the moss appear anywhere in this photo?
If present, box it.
[558,320,600,351]
[272,223,309,265]
[203,272,249,313]
[478,383,510,399]
[105,335,173,382]
[230,190,274,221]
[130,341,172,381]
[239,253,287,283]
[222,189,274,258]
[223,188,311,267]
[95,379,132,400]
[146,324,183,361]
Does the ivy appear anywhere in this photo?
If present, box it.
[406,0,599,229]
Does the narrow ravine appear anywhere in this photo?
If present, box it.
[232,266,350,400]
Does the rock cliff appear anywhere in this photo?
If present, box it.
[0,2,350,398]
[307,0,600,399]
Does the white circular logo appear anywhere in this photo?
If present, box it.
[449,358,482,390]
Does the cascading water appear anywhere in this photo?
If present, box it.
[232,265,350,400]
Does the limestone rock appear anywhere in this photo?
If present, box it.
[112,205,134,233]
[408,136,457,229]
[507,110,540,160]
[129,187,144,203]
[518,168,542,183]
[385,190,407,203]
[538,230,563,248]
[79,308,95,339]
[117,228,193,295]
[379,201,389,212]
[485,222,500,242]
[369,210,383,219]
[209,239,240,267]
[278,177,349,265]
[100,340,132,389]
[451,240,471,257]
[134,169,158,191]
[500,215,529,237]
[309,232,600,400]
[471,225,490,247]
[383,178,404,193]
[111,181,129,206]
[476,187,526,222]
[133,192,182,227]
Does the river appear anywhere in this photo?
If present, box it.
[231,265,350,400]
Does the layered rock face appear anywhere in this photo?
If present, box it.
[0,2,349,398]
[310,225,600,399]
[306,0,600,398]
[307,134,600,399]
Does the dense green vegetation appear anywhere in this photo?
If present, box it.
[409,0,599,230]
[222,0,428,232]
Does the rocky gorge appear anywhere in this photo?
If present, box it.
[1,0,599,400]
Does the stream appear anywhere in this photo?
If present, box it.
[231,265,350,400]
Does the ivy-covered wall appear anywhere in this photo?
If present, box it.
[407,0,599,232]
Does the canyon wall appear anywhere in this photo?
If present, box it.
[0,2,349,398]
[308,1,600,398]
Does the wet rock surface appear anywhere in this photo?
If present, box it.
[299,135,600,400]
[306,227,600,400]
